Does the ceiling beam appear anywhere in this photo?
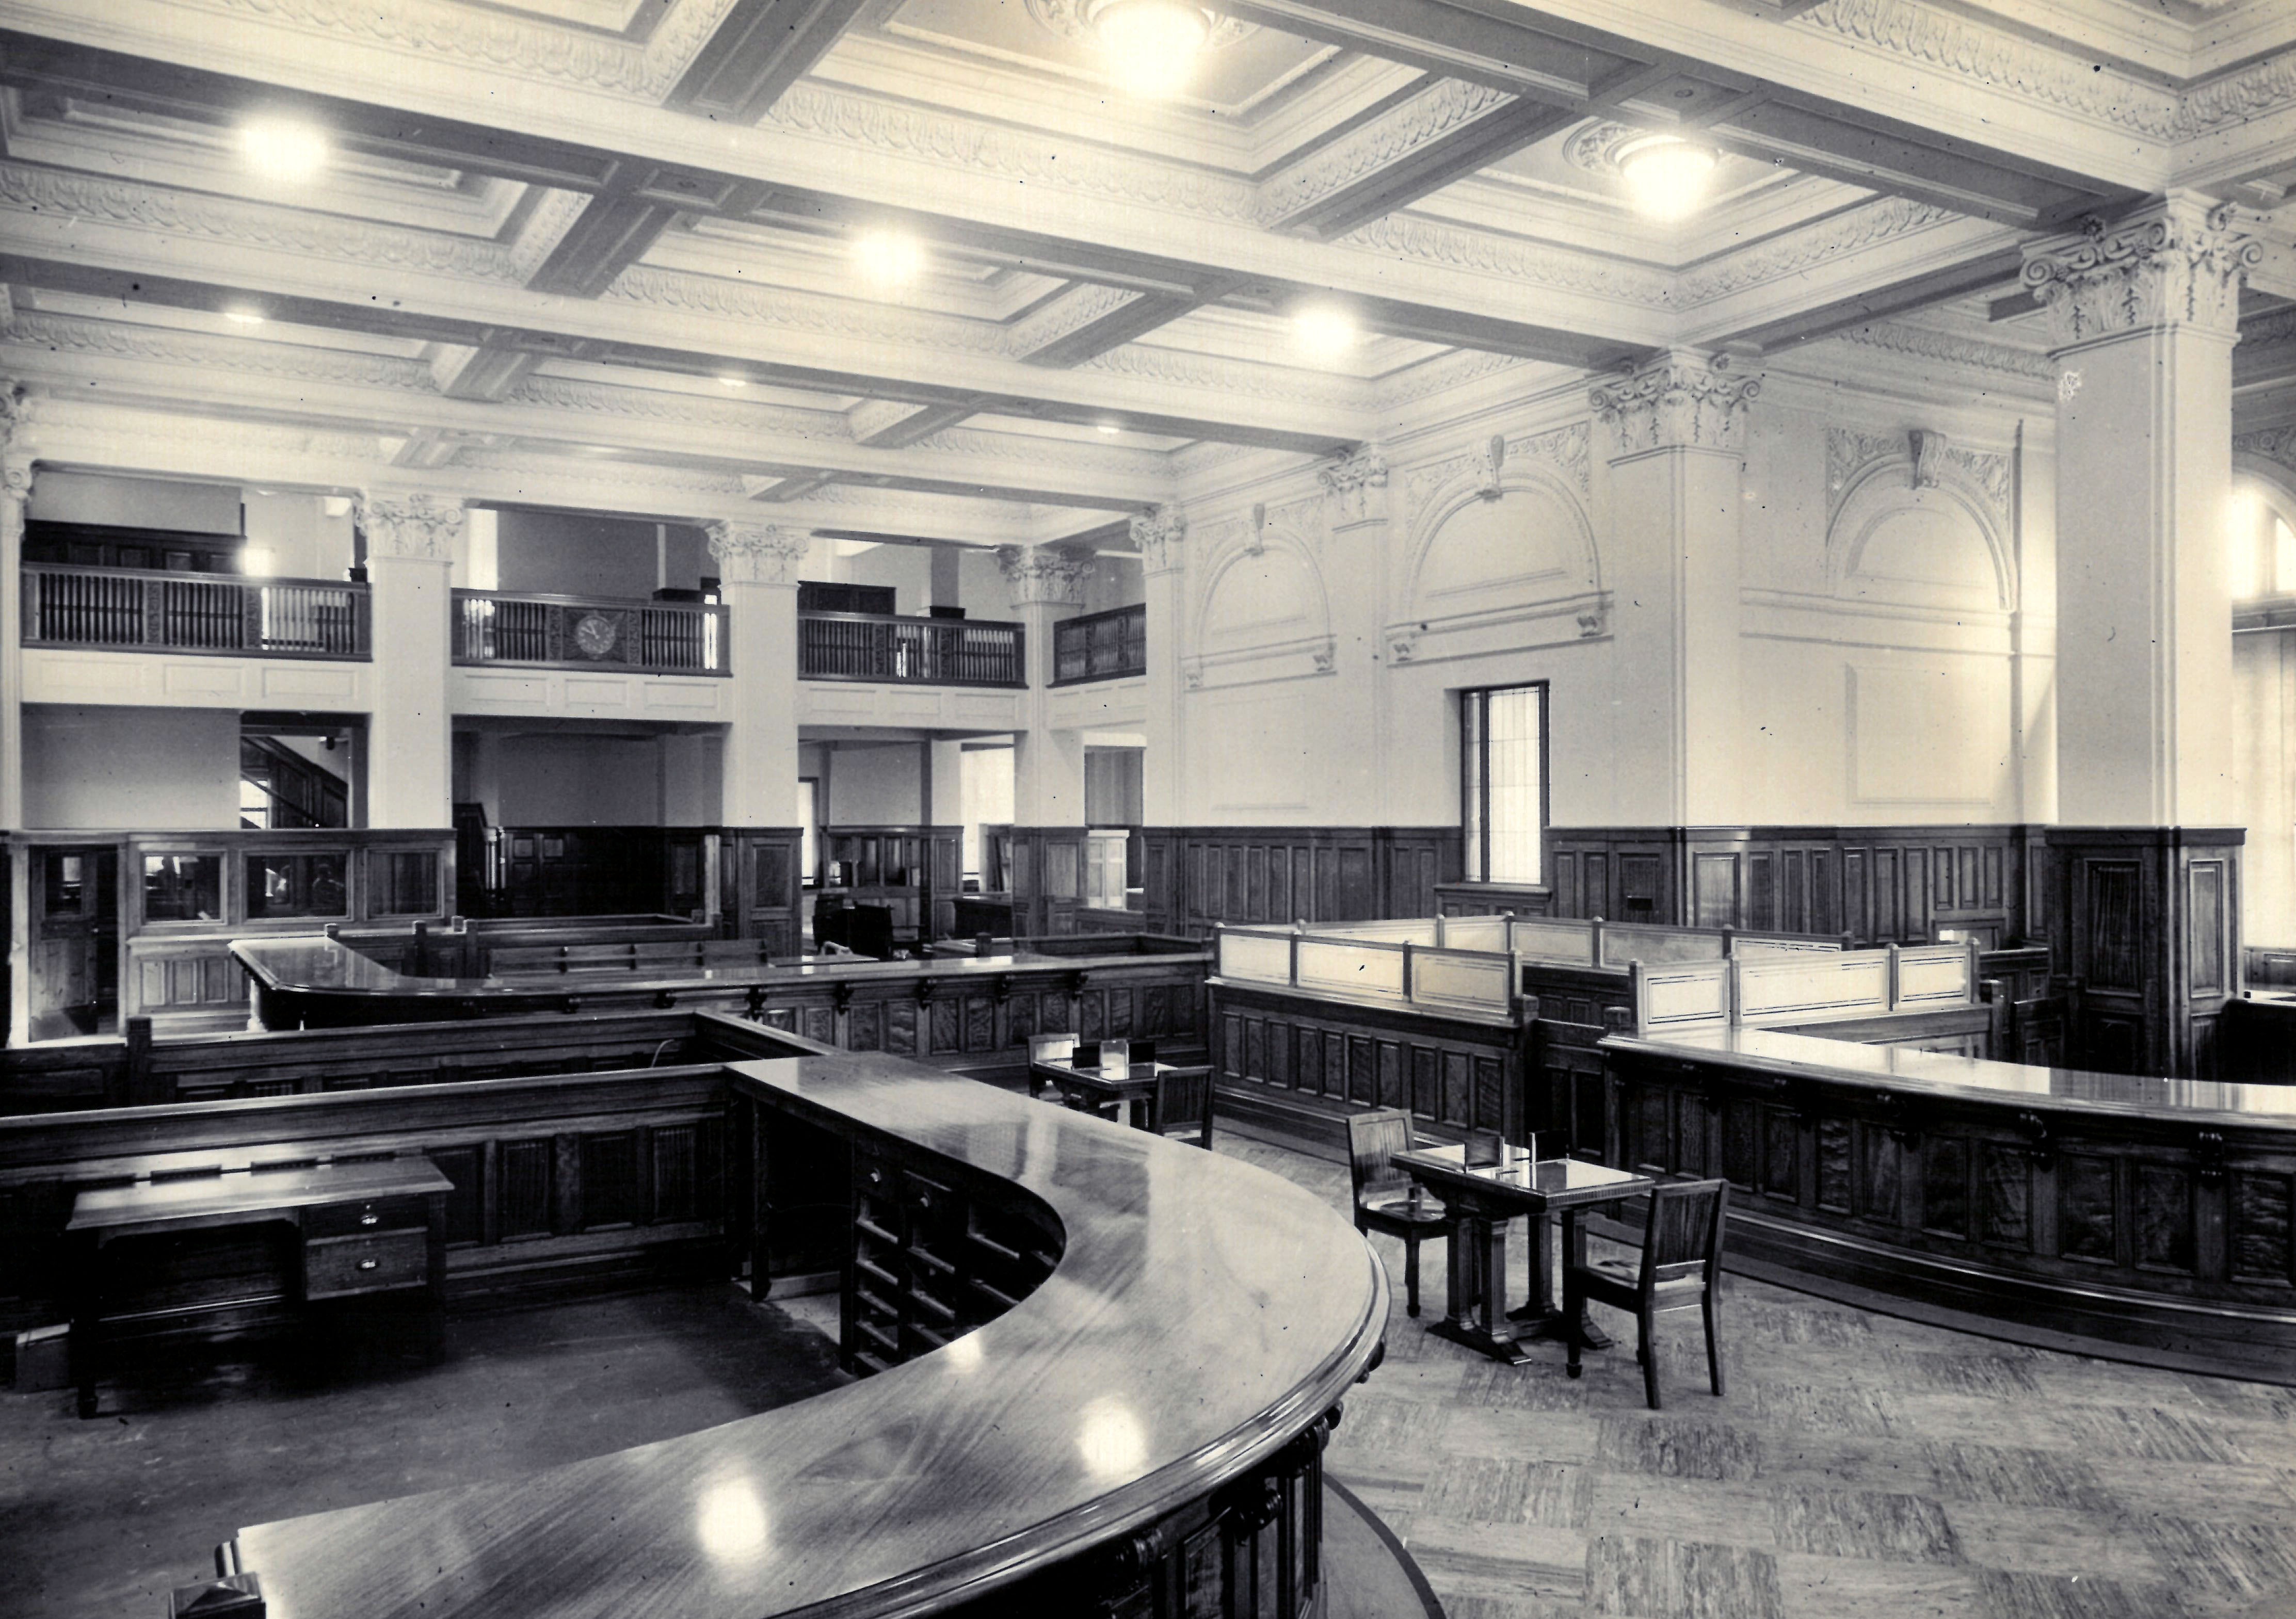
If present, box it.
[664,0,878,124]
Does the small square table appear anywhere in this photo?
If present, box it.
[1393,1144,1655,1366]
[1027,1056,1178,1129]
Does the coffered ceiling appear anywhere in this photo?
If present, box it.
[3,0,2295,548]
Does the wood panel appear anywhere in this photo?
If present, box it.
[487,826,709,920]
[724,827,802,950]
[1600,1039,2296,1381]
[1139,827,1462,939]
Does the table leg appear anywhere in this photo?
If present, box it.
[1427,1211,1530,1366]
[70,1234,100,1419]
[1507,1208,1614,1349]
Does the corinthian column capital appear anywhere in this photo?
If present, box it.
[1130,506,1187,576]
[1589,348,1760,458]
[707,521,809,586]
[2021,195,2262,352]
[356,492,464,561]
[998,542,1095,608]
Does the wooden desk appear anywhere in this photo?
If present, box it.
[68,1154,452,1417]
[1028,1056,1176,1127]
[1394,1144,1652,1366]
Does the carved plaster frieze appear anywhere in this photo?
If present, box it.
[998,543,1095,607]
[5,312,441,394]
[1796,1,2181,142]
[2020,199,2262,350]
[1834,320,2053,383]
[33,398,391,466]
[766,83,1263,227]
[908,425,1163,479]
[358,492,464,560]
[1374,349,1534,412]
[607,266,1004,355]
[1004,284,1144,359]
[507,188,601,284]
[504,375,848,439]
[707,520,810,585]
[0,163,526,284]
[1591,352,1760,456]
[1074,343,1371,411]
[1133,505,1186,575]
[2180,53,2296,138]
[1824,425,2010,529]
[2234,428,2296,479]
[1024,0,1255,50]
[1676,197,1961,306]
[165,0,740,100]
[1256,81,1517,225]
[1318,449,1388,521]
[1340,213,1673,308]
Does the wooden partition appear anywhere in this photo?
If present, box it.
[479,824,711,920]
[1138,825,1462,938]
[824,824,961,941]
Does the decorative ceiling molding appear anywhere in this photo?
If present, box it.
[162,0,742,100]
[33,395,390,462]
[1254,80,1516,225]
[2180,52,2296,137]
[3,312,440,393]
[1831,319,2054,383]
[605,265,1006,354]
[507,189,600,285]
[1023,0,1256,50]
[1004,284,1147,359]
[1373,349,1536,412]
[1676,197,1962,306]
[1339,213,1673,308]
[1073,344,1370,411]
[0,161,527,283]
[1795,1,2181,143]
[502,374,847,439]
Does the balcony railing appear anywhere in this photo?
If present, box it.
[453,590,728,675]
[22,563,371,660]
[799,611,1025,687]
[1052,603,1146,685]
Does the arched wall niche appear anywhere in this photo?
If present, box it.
[1398,469,1599,627]
[1826,459,2014,615]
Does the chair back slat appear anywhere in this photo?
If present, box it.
[1151,1066,1214,1147]
[1643,1177,1728,1278]
[1346,1107,1415,1206]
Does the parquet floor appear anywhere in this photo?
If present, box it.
[1215,1133,2296,1619]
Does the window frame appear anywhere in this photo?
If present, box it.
[1461,681,1551,887]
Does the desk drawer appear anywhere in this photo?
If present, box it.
[304,1230,429,1299]
[306,1196,430,1238]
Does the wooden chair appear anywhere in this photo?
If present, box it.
[1564,1175,1729,1410]
[1025,1033,1076,1102]
[1344,1107,1448,1319]
[1145,1065,1214,1149]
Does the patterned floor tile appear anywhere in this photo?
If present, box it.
[1881,1349,2043,1399]
[1742,1378,1907,1437]
[1976,1569,2191,1619]
[2052,1404,2253,1465]
[1942,1503,2175,1585]
[1586,1474,1780,1549]
[1585,1534,1784,1619]
[1774,1552,1987,1619]
[1422,1456,1595,1528]
[1406,1518,1590,1604]
[2128,1515,2296,1600]
[1771,1487,1963,1563]
[1597,1416,1767,1482]
[1918,1440,2115,1511]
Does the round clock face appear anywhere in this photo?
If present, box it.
[572,611,620,658]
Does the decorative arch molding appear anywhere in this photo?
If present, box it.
[1385,457,1607,667]
[1824,431,2015,614]
[1183,513,1336,691]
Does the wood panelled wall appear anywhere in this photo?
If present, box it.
[1137,827,1463,939]
[1542,825,2039,948]
[721,828,802,949]
[487,825,711,919]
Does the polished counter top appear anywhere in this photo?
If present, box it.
[233,935,1203,1001]
[229,1051,1388,1617]
[1605,1025,2296,1127]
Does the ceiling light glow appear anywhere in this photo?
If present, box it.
[1095,0,1211,99]
[223,307,266,327]
[1617,135,1717,222]
[852,228,926,289]
[1290,302,1358,360]
[238,117,331,183]
[1096,422,1121,435]
[717,375,749,388]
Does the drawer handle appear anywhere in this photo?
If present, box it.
[357,1259,379,1272]
[359,1212,379,1227]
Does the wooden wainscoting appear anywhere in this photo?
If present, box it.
[1138,827,1462,939]
[722,828,803,949]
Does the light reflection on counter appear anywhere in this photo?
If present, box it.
[695,1478,772,1566]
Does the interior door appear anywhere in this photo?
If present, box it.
[28,847,119,1041]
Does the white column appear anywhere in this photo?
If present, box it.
[0,381,30,832]
[707,521,807,827]
[1318,451,1390,823]
[1135,506,1186,827]
[2022,196,2257,825]
[998,542,1094,827]
[357,492,460,829]
[1591,349,1760,825]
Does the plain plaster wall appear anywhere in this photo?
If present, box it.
[825,741,924,822]
[28,472,242,535]
[23,706,240,829]
[494,511,710,598]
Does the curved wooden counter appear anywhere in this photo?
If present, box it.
[1600,1026,2296,1380]
[223,1050,1389,1617]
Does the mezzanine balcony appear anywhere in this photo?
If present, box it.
[23,562,371,659]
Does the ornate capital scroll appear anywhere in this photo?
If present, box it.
[998,542,1094,607]
[357,492,463,561]
[1589,349,1760,457]
[1131,505,1186,576]
[1317,448,1389,522]
[706,521,809,586]
[2020,196,2262,351]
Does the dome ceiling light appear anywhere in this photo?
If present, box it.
[238,116,330,183]
[1290,301,1358,361]
[852,227,926,289]
[1614,134,1720,221]
[1027,0,1254,100]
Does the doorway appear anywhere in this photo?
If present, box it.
[27,846,120,1041]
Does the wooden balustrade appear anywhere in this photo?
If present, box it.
[22,563,371,659]
[798,610,1025,686]
[451,590,728,675]
[1052,603,1145,684]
